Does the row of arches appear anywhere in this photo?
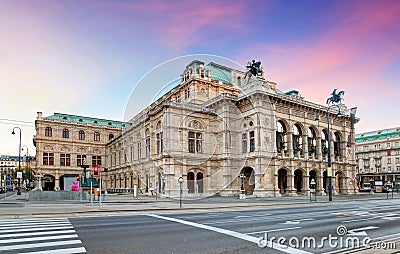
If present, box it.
[278,168,344,194]
[276,120,342,157]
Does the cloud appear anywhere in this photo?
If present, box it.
[91,0,247,49]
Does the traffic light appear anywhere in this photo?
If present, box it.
[93,165,99,175]
[76,176,80,181]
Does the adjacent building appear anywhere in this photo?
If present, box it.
[105,60,358,197]
[0,155,35,186]
[355,127,400,191]
[33,112,129,190]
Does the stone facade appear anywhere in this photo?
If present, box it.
[355,128,400,189]
[106,60,358,197]
[33,112,129,190]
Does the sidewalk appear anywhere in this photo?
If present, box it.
[0,191,398,219]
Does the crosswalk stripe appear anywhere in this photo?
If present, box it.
[1,226,73,234]
[20,247,87,254]
[0,223,71,231]
[0,229,76,239]
[0,234,78,244]
[0,219,68,224]
[0,222,71,229]
[0,239,82,251]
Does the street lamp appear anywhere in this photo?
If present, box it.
[12,127,22,195]
[178,176,184,208]
[21,145,31,188]
[326,104,342,202]
[239,174,246,199]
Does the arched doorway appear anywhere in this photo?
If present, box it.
[43,174,55,191]
[187,172,195,193]
[278,169,287,194]
[294,169,303,192]
[196,172,204,193]
[335,171,344,194]
[241,167,255,195]
[309,170,317,189]
[323,171,328,192]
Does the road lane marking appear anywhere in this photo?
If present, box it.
[246,227,301,235]
[235,213,271,218]
[281,219,314,225]
[204,216,275,225]
[0,240,82,251]
[147,214,312,254]
[347,226,379,236]
[21,247,87,254]
[0,222,70,229]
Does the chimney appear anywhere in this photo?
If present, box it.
[37,112,43,119]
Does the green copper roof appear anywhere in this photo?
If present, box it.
[355,128,400,142]
[206,62,233,84]
[44,113,131,128]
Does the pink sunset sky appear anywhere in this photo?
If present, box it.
[1,0,399,155]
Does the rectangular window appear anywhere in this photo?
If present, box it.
[397,158,400,164]
[188,131,195,153]
[77,155,87,166]
[242,133,247,153]
[137,142,142,159]
[388,158,392,164]
[92,156,101,166]
[249,131,255,152]
[157,132,163,154]
[60,154,71,166]
[130,145,134,162]
[188,131,202,153]
[146,137,150,157]
[43,152,54,165]
[196,133,202,153]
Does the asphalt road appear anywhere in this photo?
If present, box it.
[2,200,400,253]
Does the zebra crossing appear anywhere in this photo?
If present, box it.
[0,218,86,253]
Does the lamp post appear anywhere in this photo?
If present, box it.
[239,174,246,199]
[12,127,22,195]
[178,176,184,208]
[326,104,341,202]
[21,145,30,188]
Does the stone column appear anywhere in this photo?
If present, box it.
[316,136,322,159]
[302,134,308,159]
[317,175,325,195]
[287,132,293,158]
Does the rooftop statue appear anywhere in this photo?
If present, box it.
[326,89,345,105]
[244,60,263,81]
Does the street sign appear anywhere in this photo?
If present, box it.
[6,178,10,183]
[17,172,22,179]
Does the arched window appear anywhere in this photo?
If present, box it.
[237,76,241,87]
[321,130,328,155]
[94,132,100,142]
[145,128,151,157]
[79,130,85,140]
[334,132,341,157]
[109,134,114,140]
[45,127,52,137]
[276,121,287,152]
[292,124,303,155]
[307,127,317,156]
[62,129,69,139]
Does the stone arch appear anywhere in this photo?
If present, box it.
[188,119,205,130]
[294,169,304,192]
[307,126,317,156]
[196,172,204,193]
[43,174,55,191]
[240,167,255,195]
[276,120,288,152]
[187,172,195,193]
[309,169,317,189]
[292,123,303,154]
[277,168,288,194]
[335,170,345,194]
